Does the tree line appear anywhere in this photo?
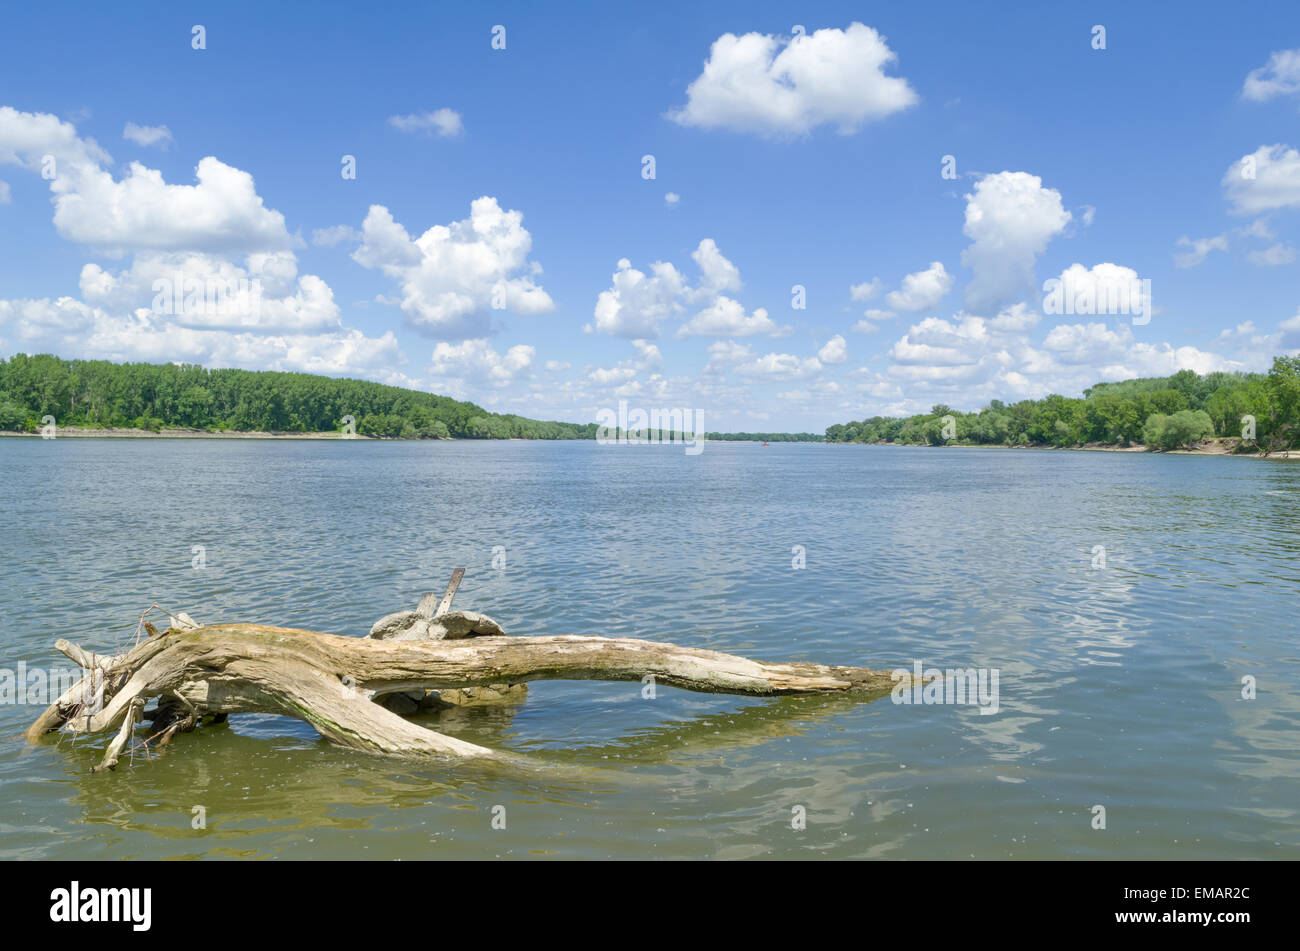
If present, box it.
[703,432,823,442]
[0,354,598,439]
[825,357,1300,452]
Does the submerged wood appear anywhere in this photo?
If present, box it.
[26,622,898,767]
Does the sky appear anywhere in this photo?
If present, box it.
[1,0,1299,432]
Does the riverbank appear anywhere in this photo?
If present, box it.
[0,427,380,439]
[0,428,808,444]
[5,428,1299,458]
[833,437,1300,459]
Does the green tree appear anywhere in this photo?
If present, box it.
[0,399,29,431]
[1142,410,1214,450]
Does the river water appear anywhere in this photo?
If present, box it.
[1,438,1296,859]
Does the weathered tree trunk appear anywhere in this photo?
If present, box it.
[26,623,898,770]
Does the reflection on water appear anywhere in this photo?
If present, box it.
[1,439,1297,858]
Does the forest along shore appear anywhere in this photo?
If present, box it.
[0,427,382,439]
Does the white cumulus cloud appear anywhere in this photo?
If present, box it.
[595,239,788,339]
[1223,145,1300,215]
[1045,263,1149,319]
[593,258,687,338]
[667,23,917,137]
[429,339,534,385]
[352,197,554,339]
[734,351,823,380]
[0,108,291,254]
[818,334,847,364]
[961,171,1071,312]
[849,277,882,302]
[677,296,782,338]
[886,261,953,312]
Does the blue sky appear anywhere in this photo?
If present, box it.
[2,0,1299,430]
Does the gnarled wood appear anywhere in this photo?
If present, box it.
[27,623,900,766]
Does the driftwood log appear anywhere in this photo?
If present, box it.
[25,581,900,771]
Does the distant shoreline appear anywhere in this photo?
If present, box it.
[4,428,1299,459]
[0,427,382,440]
[0,427,815,443]
[833,438,1300,460]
